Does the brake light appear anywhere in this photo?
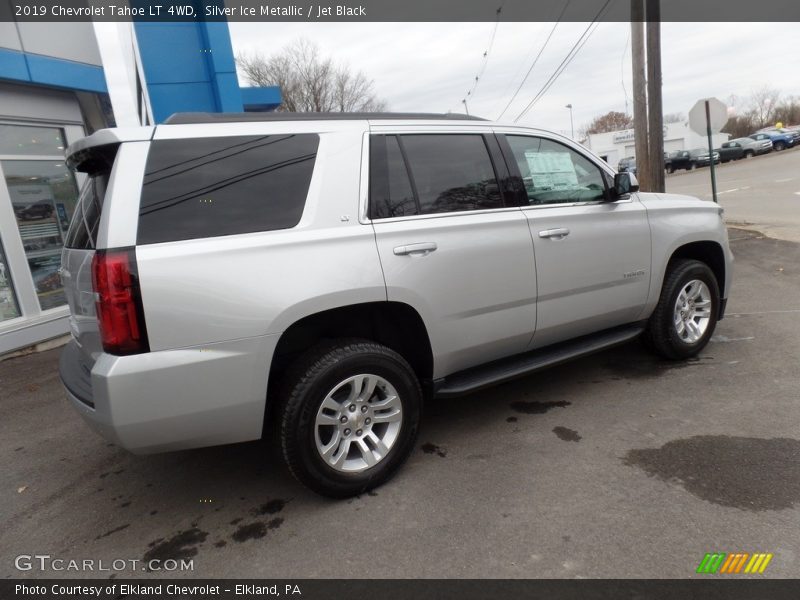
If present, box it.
[91,248,149,355]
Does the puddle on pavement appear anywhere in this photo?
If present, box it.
[624,435,800,511]
[143,528,208,563]
[602,355,713,380]
[421,442,447,457]
[553,427,582,442]
[510,400,570,414]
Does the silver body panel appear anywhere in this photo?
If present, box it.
[60,118,733,454]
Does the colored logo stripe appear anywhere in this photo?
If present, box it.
[697,552,773,574]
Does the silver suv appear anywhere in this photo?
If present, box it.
[59,113,733,497]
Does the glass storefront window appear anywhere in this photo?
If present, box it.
[0,125,67,156]
[2,158,79,311]
[0,238,21,322]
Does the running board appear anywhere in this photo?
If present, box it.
[433,322,645,399]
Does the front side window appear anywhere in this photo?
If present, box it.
[138,134,319,245]
[506,136,607,205]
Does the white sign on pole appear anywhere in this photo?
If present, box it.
[689,98,728,135]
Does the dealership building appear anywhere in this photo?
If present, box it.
[585,121,730,167]
[0,20,280,355]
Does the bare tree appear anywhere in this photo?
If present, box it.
[237,39,387,113]
[579,111,633,140]
[748,86,781,128]
[663,112,685,124]
[774,95,800,126]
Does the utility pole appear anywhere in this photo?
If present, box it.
[646,0,665,192]
[565,103,574,138]
[630,0,650,191]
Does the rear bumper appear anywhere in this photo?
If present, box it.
[59,334,281,454]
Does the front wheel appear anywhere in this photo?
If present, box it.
[279,340,422,498]
[643,259,720,360]
[774,142,786,151]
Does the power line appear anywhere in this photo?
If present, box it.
[513,0,614,123]
[495,0,572,121]
[621,29,631,115]
[456,4,504,112]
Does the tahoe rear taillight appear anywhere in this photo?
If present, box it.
[91,248,149,355]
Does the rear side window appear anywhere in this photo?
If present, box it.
[369,135,417,218]
[369,134,504,218]
[137,134,319,245]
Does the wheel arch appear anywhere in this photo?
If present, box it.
[266,301,434,412]
[667,240,726,296]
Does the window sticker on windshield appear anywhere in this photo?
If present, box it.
[524,151,579,191]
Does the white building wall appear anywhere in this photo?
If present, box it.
[586,122,730,168]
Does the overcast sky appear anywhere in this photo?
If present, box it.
[229,22,798,136]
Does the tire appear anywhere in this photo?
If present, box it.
[643,259,720,360]
[689,162,696,170]
[668,166,675,174]
[745,151,753,158]
[774,142,785,151]
[279,339,422,498]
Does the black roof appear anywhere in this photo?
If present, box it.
[163,112,487,124]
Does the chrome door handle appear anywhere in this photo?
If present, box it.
[393,242,438,256]
[538,228,570,239]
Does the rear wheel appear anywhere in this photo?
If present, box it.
[643,259,720,360]
[279,340,422,498]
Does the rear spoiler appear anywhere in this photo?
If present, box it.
[66,127,154,173]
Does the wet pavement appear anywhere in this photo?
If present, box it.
[1,228,798,579]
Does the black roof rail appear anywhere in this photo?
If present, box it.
[163,112,489,124]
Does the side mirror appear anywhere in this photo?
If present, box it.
[613,172,639,197]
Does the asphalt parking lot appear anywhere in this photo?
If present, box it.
[667,145,800,243]
[2,227,799,580]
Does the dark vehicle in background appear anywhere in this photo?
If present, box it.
[13,200,55,221]
[665,149,718,172]
[750,131,794,151]
[666,150,691,173]
[618,156,637,174]
[689,148,720,168]
[717,140,746,162]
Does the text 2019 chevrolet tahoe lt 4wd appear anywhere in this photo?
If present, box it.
[59,112,733,497]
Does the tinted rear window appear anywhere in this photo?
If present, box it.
[137,134,319,245]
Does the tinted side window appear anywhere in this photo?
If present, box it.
[506,135,607,205]
[369,135,418,219]
[400,134,503,215]
[138,134,318,245]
